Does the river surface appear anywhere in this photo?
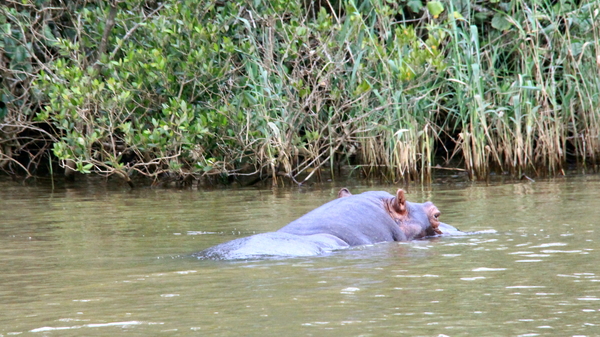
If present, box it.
[1,175,600,336]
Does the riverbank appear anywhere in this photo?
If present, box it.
[1,0,599,186]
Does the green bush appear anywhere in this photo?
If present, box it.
[1,0,599,185]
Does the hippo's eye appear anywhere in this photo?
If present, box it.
[433,212,441,220]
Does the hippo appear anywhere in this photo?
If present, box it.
[195,188,463,260]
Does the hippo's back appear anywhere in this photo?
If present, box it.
[278,191,405,245]
[194,232,348,260]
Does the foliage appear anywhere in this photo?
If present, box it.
[1,0,600,185]
[445,0,600,178]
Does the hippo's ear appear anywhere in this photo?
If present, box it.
[391,189,408,214]
[338,188,352,198]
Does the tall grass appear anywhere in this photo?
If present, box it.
[444,0,600,178]
[2,0,600,184]
[213,0,449,184]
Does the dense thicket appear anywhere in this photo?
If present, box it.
[1,0,599,186]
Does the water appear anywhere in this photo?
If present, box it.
[1,176,600,336]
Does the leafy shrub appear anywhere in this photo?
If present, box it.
[1,0,599,185]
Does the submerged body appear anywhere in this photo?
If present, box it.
[196,188,463,260]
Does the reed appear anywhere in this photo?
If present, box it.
[2,0,600,184]
[443,0,600,177]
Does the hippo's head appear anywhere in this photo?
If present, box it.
[338,188,449,240]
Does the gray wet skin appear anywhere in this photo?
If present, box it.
[195,188,463,260]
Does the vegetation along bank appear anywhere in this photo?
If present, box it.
[1,0,599,186]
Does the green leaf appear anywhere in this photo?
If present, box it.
[14,45,28,63]
[491,13,512,31]
[43,25,58,46]
[426,1,444,18]
[82,163,94,173]
[354,80,372,96]
[474,12,489,22]
[295,26,307,36]
[452,11,465,21]
[76,162,94,174]
[570,42,583,57]
[407,0,423,13]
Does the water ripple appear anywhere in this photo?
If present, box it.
[31,321,158,333]
[472,267,507,272]
[531,243,567,248]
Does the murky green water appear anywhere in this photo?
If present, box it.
[1,176,600,336]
